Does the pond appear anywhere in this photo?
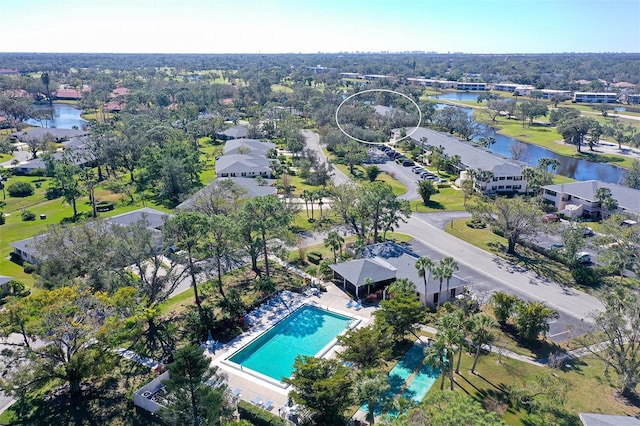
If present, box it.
[435,104,626,183]
[430,92,501,102]
[26,103,87,130]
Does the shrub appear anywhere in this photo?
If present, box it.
[21,210,36,221]
[466,219,486,229]
[237,400,287,426]
[7,181,34,197]
[45,187,63,200]
[307,251,323,265]
[23,263,35,274]
[0,212,4,225]
[571,265,601,287]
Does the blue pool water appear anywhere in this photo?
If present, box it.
[229,305,352,381]
[361,343,439,416]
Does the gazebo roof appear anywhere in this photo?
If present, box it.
[329,259,396,287]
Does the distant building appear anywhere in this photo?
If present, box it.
[10,208,169,264]
[215,155,273,178]
[305,65,337,74]
[493,83,535,96]
[176,177,277,212]
[392,127,528,195]
[217,125,248,140]
[540,89,572,100]
[542,180,640,219]
[626,94,640,105]
[573,92,618,104]
[222,139,275,156]
[455,82,487,91]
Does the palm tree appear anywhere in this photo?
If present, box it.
[424,335,449,391]
[354,369,389,424]
[431,262,446,309]
[470,314,498,375]
[324,231,344,264]
[301,189,310,217]
[415,257,434,306]
[363,277,375,296]
[309,190,317,221]
[441,257,459,303]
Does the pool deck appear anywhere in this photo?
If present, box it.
[208,282,375,416]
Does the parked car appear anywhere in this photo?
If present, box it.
[542,213,561,223]
[402,159,414,167]
[621,219,638,227]
[547,243,565,250]
[582,227,594,237]
[575,252,591,264]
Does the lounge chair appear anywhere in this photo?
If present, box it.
[345,300,353,308]
[231,388,242,397]
[251,396,263,406]
[263,400,274,411]
[354,302,362,311]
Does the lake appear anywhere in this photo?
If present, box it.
[26,104,87,130]
[435,103,626,183]
[430,92,500,102]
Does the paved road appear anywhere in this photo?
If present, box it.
[301,129,352,186]
[398,214,604,341]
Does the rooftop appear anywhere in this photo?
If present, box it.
[543,180,640,213]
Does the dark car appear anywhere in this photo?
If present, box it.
[402,159,414,166]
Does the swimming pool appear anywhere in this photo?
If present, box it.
[228,305,354,382]
[361,342,440,416]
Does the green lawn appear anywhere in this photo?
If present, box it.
[411,186,467,212]
[427,347,640,425]
[331,162,409,196]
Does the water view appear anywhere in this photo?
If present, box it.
[430,92,502,102]
[26,103,87,130]
[434,103,626,183]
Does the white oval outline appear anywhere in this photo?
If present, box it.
[335,88,422,145]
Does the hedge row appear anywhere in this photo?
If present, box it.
[237,400,287,426]
[307,251,323,265]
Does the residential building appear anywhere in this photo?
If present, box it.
[176,177,276,211]
[215,155,272,178]
[329,242,465,306]
[10,208,169,264]
[626,94,640,104]
[542,180,640,219]
[493,83,535,95]
[406,78,457,89]
[573,92,618,104]
[391,127,528,195]
[217,125,248,140]
[0,276,14,294]
[540,89,572,100]
[455,82,487,91]
[222,139,275,156]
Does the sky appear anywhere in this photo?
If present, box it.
[1,0,639,54]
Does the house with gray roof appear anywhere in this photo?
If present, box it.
[10,128,88,142]
[216,155,273,178]
[176,177,276,211]
[217,125,248,140]
[392,127,528,195]
[10,208,169,264]
[542,180,640,219]
[223,139,275,156]
[330,242,465,306]
[0,275,14,294]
